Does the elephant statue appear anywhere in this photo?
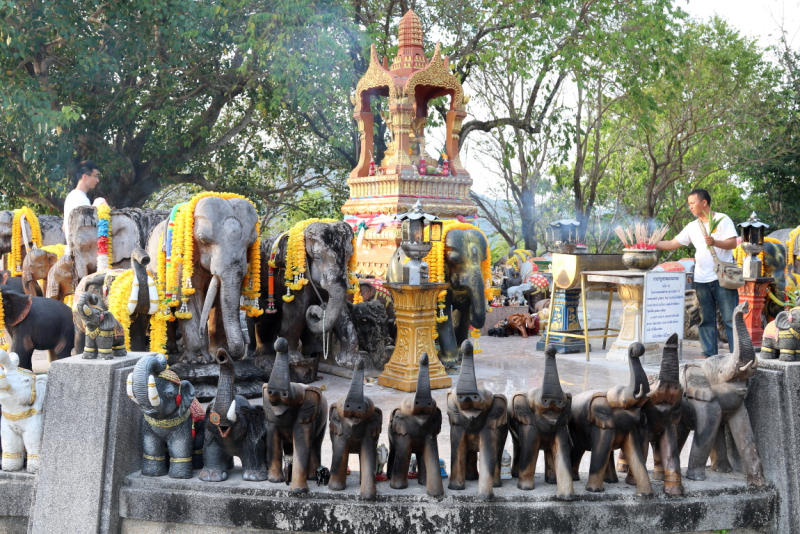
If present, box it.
[761,240,787,320]
[388,226,489,368]
[126,353,205,478]
[328,359,383,499]
[0,211,64,267]
[0,287,74,370]
[74,292,126,359]
[200,349,267,482]
[45,253,74,303]
[358,279,396,341]
[146,197,257,364]
[0,350,47,472]
[617,333,684,495]
[678,301,765,486]
[447,340,508,501]
[760,307,800,361]
[254,221,357,382]
[387,353,444,496]
[21,247,58,297]
[351,299,394,371]
[263,338,327,493]
[569,342,654,497]
[508,345,573,499]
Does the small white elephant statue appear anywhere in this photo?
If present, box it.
[0,350,47,473]
[507,283,532,304]
[376,443,389,476]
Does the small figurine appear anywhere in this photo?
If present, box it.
[376,443,389,481]
[0,350,46,473]
[439,458,448,478]
[442,154,451,176]
[500,450,512,480]
[76,292,126,359]
[411,161,419,174]
[283,456,293,486]
[490,297,501,307]
[316,466,330,486]
[503,297,510,307]
[408,455,418,479]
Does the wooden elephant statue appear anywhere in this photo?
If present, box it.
[617,333,684,495]
[678,301,765,486]
[21,247,58,297]
[760,306,800,361]
[45,253,74,303]
[263,338,327,493]
[447,340,508,501]
[328,359,382,499]
[387,353,444,496]
[568,342,654,497]
[508,345,573,499]
[74,291,126,359]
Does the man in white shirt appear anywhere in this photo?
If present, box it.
[63,161,99,251]
[656,189,739,357]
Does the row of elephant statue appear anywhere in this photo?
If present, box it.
[127,299,764,502]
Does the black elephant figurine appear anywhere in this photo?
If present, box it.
[447,340,508,501]
[127,354,204,478]
[508,345,573,499]
[255,221,361,382]
[388,226,489,368]
[328,359,383,499]
[569,342,654,497]
[760,306,800,361]
[0,287,73,370]
[75,291,126,359]
[200,349,268,482]
[617,333,684,495]
[678,301,765,486]
[263,338,328,493]
[761,240,787,320]
[387,353,444,497]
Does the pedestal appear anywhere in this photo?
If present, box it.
[378,283,452,391]
[738,277,773,348]
[605,279,660,364]
[537,288,587,353]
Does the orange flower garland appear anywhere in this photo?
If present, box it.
[348,235,363,304]
[280,218,337,302]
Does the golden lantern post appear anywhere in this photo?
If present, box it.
[378,202,451,392]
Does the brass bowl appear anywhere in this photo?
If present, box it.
[622,249,658,271]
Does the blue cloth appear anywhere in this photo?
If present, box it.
[695,280,739,356]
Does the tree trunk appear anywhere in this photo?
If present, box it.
[520,187,537,253]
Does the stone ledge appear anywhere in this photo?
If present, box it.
[0,471,33,518]
[120,469,775,534]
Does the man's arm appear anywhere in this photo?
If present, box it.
[705,236,738,250]
[656,239,683,251]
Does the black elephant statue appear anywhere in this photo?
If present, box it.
[388,226,489,368]
[760,307,800,361]
[508,345,573,499]
[255,221,361,383]
[678,301,765,487]
[0,287,73,370]
[447,340,507,501]
[387,353,444,497]
[200,349,268,482]
[617,333,684,495]
[351,299,394,371]
[761,240,787,320]
[74,292,126,359]
[263,338,327,493]
[127,353,204,478]
[569,342,653,497]
[328,359,382,499]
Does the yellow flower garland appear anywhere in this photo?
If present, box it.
[788,227,800,273]
[41,243,66,259]
[733,237,783,276]
[348,235,363,304]
[150,235,172,353]
[0,291,8,350]
[106,270,135,351]
[279,218,338,301]
[10,207,42,276]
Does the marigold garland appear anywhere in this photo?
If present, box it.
[96,204,112,272]
[10,207,42,276]
[0,291,8,350]
[788,227,800,274]
[348,235,363,304]
[150,235,172,353]
[281,218,337,301]
[107,270,135,351]
[41,243,66,259]
[733,237,782,276]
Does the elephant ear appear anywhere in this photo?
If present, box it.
[588,394,615,429]
[776,311,791,330]
[446,392,462,426]
[246,405,268,442]
[512,393,535,426]
[368,407,383,438]
[486,395,508,429]
[390,408,407,436]
[297,389,322,424]
[329,405,343,436]
[430,407,442,435]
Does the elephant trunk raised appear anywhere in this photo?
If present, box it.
[132,354,168,417]
[131,247,151,315]
[729,300,757,378]
[214,350,237,428]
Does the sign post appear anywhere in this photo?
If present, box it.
[643,272,686,352]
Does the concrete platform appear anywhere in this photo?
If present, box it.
[119,469,775,534]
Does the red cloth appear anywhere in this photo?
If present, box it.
[656,262,685,272]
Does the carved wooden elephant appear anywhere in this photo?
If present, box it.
[388,353,444,496]
[508,345,573,499]
[263,338,327,493]
[760,307,800,361]
[447,340,508,501]
[21,247,57,297]
[328,359,382,499]
[568,343,654,497]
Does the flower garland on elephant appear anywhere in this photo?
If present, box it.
[788,226,800,272]
[10,207,42,276]
[0,291,8,350]
[107,270,135,351]
[96,204,113,272]
[149,234,171,353]
[424,220,492,344]
[732,237,782,275]
[41,243,65,259]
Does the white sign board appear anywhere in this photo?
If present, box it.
[643,272,686,343]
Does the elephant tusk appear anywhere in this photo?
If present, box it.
[128,276,140,315]
[126,372,138,404]
[200,276,219,342]
[739,360,754,372]
[635,384,645,399]
[148,375,161,407]
[147,276,159,315]
[646,388,657,398]
[226,401,237,423]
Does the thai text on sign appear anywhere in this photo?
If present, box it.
[643,272,685,343]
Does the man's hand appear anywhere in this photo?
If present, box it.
[704,236,715,246]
